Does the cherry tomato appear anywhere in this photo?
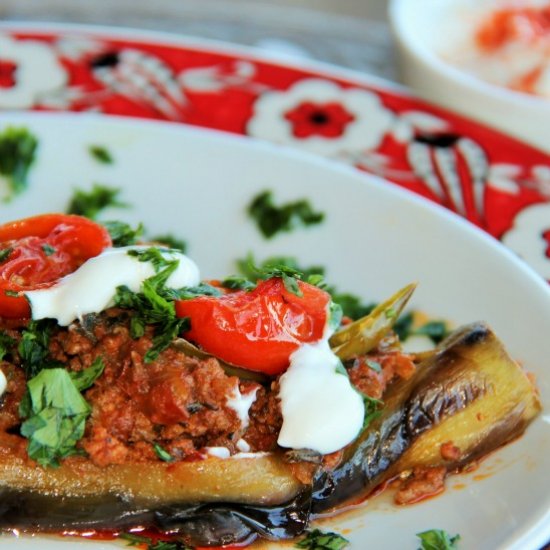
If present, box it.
[0,214,112,318]
[175,277,331,375]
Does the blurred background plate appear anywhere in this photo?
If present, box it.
[0,21,549,289]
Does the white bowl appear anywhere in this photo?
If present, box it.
[388,0,550,153]
[1,112,550,549]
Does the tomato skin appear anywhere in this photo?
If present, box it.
[0,214,112,318]
[175,278,330,375]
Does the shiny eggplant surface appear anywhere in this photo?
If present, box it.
[0,323,540,546]
[312,323,541,513]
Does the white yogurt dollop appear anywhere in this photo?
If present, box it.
[277,337,364,455]
[26,246,200,325]
[0,369,6,398]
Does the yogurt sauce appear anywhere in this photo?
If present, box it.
[277,335,365,455]
[26,246,200,325]
[0,369,6,398]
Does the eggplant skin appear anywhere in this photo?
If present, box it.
[312,322,541,513]
[0,487,312,547]
[0,323,540,545]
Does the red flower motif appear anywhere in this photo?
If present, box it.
[284,101,355,138]
[0,60,17,88]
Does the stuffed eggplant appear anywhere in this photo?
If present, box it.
[0,214,541,547]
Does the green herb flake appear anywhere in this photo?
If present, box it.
[220,275,255,291]
[362,394,384,430]
[0,248,13,263]
[41,244,56,256]
[67,183,125,220]
[416,529,461,550]
[118,532,193,550]
[114,250,189,362]
[69,357,105,391]
[4,290,19,297]
[0,126,39,200]
[295,528,349,550]
[414,320,450,345]
[150,234,187,253]
[19,368,92,468]
[18,319,63,378]
[118,532,153,546]
[103,220,143,247]
[88,145,114,164]
[248,190,325,239]
[153,442,174,462]
[0,331,15,361]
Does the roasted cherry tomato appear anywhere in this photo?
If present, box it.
[0,214,112,318]
[175,277,331,375]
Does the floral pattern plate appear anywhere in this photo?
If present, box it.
[1,22,550,282]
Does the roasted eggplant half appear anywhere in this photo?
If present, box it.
[0,322,540,546]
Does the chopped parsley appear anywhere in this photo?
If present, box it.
[416,529,460,550]
[153,443,174,462]
[69,357,105,391]
[114,249,189,362]
[119,532,193,549]
[41,244,56,256]
[295,529,349,549]
[0,331,15,361]
[88,145,114,164]
[362,394,384,430]
[248,190,325,238]
[394,312,450,345]
[67,183,125,220]
[102,220,143,247]
[18,359,104,468]
[0,126,39,200]
[0,248,13,263]
[150,234,187,253]
[18,319,63,378]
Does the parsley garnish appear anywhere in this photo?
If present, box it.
[41,244,55,256]
[295,529,349,549]
[18,370,84,467]
[362,394,384,430]
[394,313,450,345]
[416,529,460,550]
[248,190,325,238]
[150,234,187,253]
[174,282,222,300]
[18,319,63,378]
[0,247,12,263]
[67,183,125,219]
[103,220,143,247]
[118,532,193,549]
[0,331,15,361]
[88,145,114,164]
[69,357,105,391]
[0,126,38,200]
[153,442,174,462]
[114,249,189,362]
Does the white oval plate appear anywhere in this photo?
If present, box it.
[0,113,549,550]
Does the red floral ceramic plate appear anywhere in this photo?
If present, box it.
[0,22,549,280]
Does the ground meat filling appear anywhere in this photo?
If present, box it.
[0,309,416,473]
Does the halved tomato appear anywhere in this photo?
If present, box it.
[0,214,112,318]
[175,277,330,375]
